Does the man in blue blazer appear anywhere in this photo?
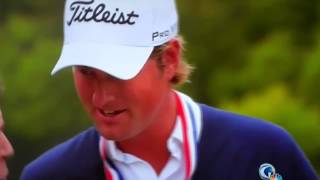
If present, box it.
[21,0,318,179]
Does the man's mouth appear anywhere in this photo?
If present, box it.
[99,109,126,117]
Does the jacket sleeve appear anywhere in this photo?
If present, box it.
[281,133,319,179]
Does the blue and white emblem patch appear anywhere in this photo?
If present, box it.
[259,163,283,180]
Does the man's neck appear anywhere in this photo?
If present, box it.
[116,91,177,174]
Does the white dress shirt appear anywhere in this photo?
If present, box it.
[106,118,185,180]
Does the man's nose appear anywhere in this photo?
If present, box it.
[91,73,120,108]
[0,133,14,159]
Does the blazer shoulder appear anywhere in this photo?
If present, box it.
[199,103,292,146]
[21,127,103,180]
[198,104,318,179]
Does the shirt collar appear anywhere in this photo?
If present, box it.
[105,117,184,164]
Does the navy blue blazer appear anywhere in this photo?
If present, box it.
[21,104,318,180]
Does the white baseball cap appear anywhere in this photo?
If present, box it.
[51,0,179,80]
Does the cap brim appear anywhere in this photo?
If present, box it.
[51,43,154,80]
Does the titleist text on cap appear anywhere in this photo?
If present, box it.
[67,0,140,26]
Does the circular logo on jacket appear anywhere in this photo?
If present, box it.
[259,163,276,180]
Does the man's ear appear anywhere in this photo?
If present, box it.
[161,39,181,81]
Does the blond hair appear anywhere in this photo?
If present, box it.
[151,36,193,85]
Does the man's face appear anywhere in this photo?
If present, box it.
[73,58,173,141]
[0,111,14,180]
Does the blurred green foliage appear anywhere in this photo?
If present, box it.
[1,0,319,179]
